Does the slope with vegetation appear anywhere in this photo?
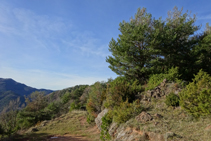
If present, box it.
[0,78,53,113]
[0,6,211,141]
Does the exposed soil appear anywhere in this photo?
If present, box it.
[47,135,88,141]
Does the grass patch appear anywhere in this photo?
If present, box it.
[14,110,100,141]
[123,98,211,141]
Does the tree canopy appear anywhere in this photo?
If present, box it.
[106,7,211,82]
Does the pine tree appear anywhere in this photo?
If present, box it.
[106,8,160,82]
[179,70,211,117]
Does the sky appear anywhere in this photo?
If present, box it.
[0,0,211,90]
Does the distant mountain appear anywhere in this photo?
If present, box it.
[0,78,54,113]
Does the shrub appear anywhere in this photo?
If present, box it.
[100,113,112,141]
[80,86,92,106]
[146,67,181,90]
[179,70,211,117]
[112,100,143,124]
[0,110,18,137]
[69,101,80,112]
[86,82,107,120]
[0,124,4,135]
[165,93,180,107]
[61,91,71,104]
[17,91,49,128]
[86,114,95,124]
[104,77,142,109]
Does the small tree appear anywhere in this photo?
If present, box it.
[17,91,48,128]
[0,110,18,137]
[86,82,107,118]
[180,70,211,117]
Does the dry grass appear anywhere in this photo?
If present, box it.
[15,110,100,141]
[125,98,211,141]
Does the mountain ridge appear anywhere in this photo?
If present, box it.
[0,78,54,113]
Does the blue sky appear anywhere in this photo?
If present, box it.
[0,0,211,90]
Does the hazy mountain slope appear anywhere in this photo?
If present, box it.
[0,78,54,113]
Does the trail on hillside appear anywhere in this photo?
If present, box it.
[47,135,88,141]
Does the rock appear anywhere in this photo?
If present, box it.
[108,122,118,136]
[28,127,38,133]
[41,120,49,126]
[160,79,167,87]
[114,127,143,141]
[95,108,108,130]
[135,111,153,122]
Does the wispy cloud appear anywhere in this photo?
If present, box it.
[62,33,109,58]
[198,14,211,20]
[0,2,114,90]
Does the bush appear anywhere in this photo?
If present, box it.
[0,124,4,135]
[61,91,71,104]
[86,82,107,120]
[104,77,142,109]
[69,101,80,112]
[100,113,112,141]
[146,67,181,90]
[0,110,18,137]
[17,91,49,128]
[165,93,180,107]
[112,100,143,124]
[179,70,211,117]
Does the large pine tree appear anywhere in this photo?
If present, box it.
[106,8,159,82]
[106,7,210,82]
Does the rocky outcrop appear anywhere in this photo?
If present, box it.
[95,108,108,130]
[143,79,182,102]
[135,111,153,123]
[109,125,166,141]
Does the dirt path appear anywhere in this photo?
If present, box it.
[47,135,89,141]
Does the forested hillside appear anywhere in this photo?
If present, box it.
[0,78,53,113]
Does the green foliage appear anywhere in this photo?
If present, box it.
[193,24,211,76]
[69,101,80,112]
[104,77,142,109]
[112,100,143,124]
[106,6,211,83]
[0,110,18,137]
[0,124,4,135]
[100,113,112,141]
[17,91,49,128]
[45,102,61,119]
[146,67,181,90]
[106,7,158,83]
[61,91,71,104]
[86,82,107,119]
[180,70,211,117]
[165,93,180,107]
[86,114,95,124]
[61,85,88,105]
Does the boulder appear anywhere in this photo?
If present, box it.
[27,127,38,133]
[95,108,108,130]
[41,120,49,127]
[108,122,118,136]
[135,111,153,122]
